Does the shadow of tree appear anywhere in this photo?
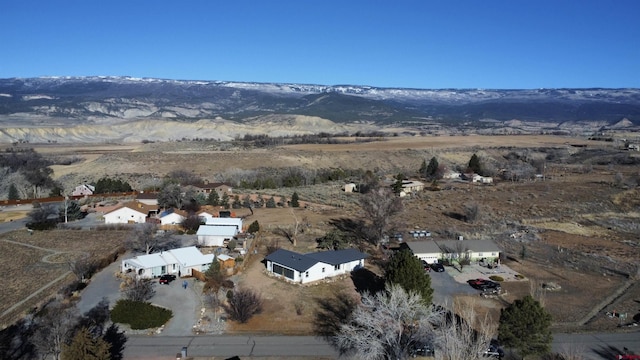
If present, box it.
[312,291,358,341]
[443,211,466,222]
[592,345,630,359]
[351,268,385,295]
[328,218,371,244]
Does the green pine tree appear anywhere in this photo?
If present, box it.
[498,295,553,359]
[419,159,428,178]
[384,249,433,304]
[61,327,111,360]
[392,173,404,194]
[291,192,300,207]
[426,156,439,178]
[266,196,276,208]
[247,220,260,233]
[8,183,20,200]
[468,153,482,174]
[207,190,220,206]
[220,192,230,209]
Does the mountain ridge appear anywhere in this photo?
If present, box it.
[1,77,639,143]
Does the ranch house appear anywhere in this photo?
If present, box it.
[121,246,215,279]
[265,248,368,284]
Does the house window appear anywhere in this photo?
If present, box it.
[305,272,309,278]
[172,264,176,270]
[478,253,483,257]
[334,264,340,271]
[491,252,497,256]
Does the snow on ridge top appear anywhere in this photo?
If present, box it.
[0,93,12,97]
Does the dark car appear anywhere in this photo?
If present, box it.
[482,344,504,358]
[430,262,445,272]
[467,278,500,291]
[159,274,176,284]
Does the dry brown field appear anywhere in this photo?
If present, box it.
[0,229,128,328]
[3,134,639,334]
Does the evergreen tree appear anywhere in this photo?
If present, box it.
[419,159,428,178]
[59,200,83,222]
[384,249,433,304]
[207,191,220,206]
[247,220,260,233]
[468,153,482,174]
[426,157,439,178]
[220,192,230,209]
[266,196,276,208]
[61,327,111,360]
[392,173,404,194]
[8,183,20,200]
[291,192,300,207]
[498,295,552,359]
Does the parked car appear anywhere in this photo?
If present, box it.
[421,260,431,272]
[159,274,177,284]
[481,344,504,358]
[430,263,445,272]
[467,278,500,291]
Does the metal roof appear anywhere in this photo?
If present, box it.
[265,249,318,272]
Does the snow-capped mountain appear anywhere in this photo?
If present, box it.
[0,76,639,143]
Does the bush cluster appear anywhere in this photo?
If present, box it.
[489,275,504,282]
[110,299,172,330]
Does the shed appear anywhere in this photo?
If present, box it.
[196,225,238,247]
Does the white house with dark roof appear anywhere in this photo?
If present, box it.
[265,248,368,284]
[196,225,238,247]
[121,246,215,279]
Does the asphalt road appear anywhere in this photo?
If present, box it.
[122,332,640,359]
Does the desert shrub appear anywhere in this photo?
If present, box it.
[110,299,172,330]
[489,275,504,282]
[515,274,525,280]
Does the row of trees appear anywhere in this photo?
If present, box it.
[0,298,126,360]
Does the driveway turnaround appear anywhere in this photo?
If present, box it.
[76,255,202,336]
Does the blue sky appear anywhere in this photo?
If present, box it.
[1,1,638,89]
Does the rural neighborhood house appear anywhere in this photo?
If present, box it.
[121,246,215,278]
[265,248,368,284]
[407,239,501,264]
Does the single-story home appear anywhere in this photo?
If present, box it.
[265,248,368,284]
[103,201,157,224]
[401,180,425,193]
[187,182,233,196]
[442,170,462,179]
[136,192,159,206]
[344,183,357,193]
[158,208,187,229]
[436,239,501,262]
[121,246,215,279]
[196,225,238,247]
[472,174,494,184]
[406,239,501,263]
[405,241,443,264]
[71,183,95,196]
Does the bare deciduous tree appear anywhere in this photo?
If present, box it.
[359,187,403,247]
[120,276,155,302]
[68,255,97,282]
[222,288,264,323]
[125,223,179,254]
[31,300,78,360]
[333,284,441,360]
[434,299,496,360]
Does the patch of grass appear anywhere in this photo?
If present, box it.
[110,299,172,330]
[489,275,504,282]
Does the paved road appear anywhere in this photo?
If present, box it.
[123,332,640,359]
[124,335,340,359]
